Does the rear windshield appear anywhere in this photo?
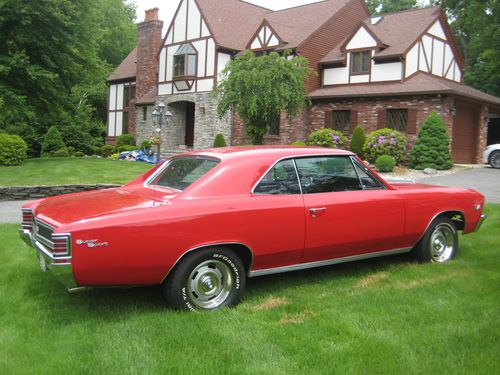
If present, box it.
[149,157,219,191]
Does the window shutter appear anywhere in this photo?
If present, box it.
[325,110,333,128]
[407,109,417,134]
[377,110,387,129]
[349,110,358,133]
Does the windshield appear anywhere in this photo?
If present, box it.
[149,157,219,191]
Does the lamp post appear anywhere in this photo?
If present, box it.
[151,102,172,163]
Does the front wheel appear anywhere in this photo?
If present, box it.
[163,248,246,311]
[412,217,458,263]
[489,150,500,169]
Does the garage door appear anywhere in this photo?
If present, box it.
[452,101,479,163]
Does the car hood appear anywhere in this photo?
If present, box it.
[34,186,178,226]
[389,182,438,190]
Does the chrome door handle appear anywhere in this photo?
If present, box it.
[309,207,327,218]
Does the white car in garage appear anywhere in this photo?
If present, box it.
[483,144,500,168]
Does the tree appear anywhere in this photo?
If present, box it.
[214,51,316,145]
[350,125,366,159]
[409,112,453,170]
[41,126,66,156]
[365,0,419,14]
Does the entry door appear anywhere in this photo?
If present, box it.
[185,102,195,147]
[294,156,406,263]
[452,101,479,163]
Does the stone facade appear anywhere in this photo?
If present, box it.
[136,92,232,157]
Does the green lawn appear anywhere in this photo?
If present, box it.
[1,206,499,374]
[0,158,152,186]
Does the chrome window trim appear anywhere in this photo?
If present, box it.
[160,241,254,283]
[251,153,356,195]
[351,157,386,190]
[249,247,411,277]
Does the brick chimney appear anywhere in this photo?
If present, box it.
[136,8,163,101]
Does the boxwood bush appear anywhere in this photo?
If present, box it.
[73,151,85,157]
[0,133,28,165]
[409,112,453,170]
[101,145,114,158]
[307,128,346,149]
[41,126,66,156]
[375,154,396,172]
[53,148,70,157]
[363,128,407,164]
[213,133,227,147]
[116,134,136,147]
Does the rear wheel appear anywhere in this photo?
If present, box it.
[163,248,246,311]
[489,150,500,169]
[412,216,458,263]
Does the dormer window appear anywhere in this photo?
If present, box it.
[173,44,197,78]
[351,51,371,74]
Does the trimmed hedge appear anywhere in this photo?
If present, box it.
[307,128,347,149]
[213,133,227,147]
[409,112,453,170]
[375,154,396,172]
[53,148,70,157]
[0,133,28,165]
[363,128,407,164]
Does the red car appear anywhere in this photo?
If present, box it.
[20,147,486,311]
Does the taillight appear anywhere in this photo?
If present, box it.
[51,234,71,258]
[21,209,33,230]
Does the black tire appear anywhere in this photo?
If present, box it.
[163,248,246,311]
[411,216,458,263]
[489,150,500,169]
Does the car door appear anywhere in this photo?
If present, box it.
[294,156,406,263]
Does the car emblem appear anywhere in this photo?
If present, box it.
[76,239,108,248]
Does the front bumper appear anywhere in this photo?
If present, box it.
[19,229,77,290]
[473,213,487,232]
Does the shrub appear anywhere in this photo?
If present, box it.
[350,125,366,159]
[110,153,119,159]
[41,126,66,156]
[0,133,28,166]
[117,145,137,153]
[409,112,453,170]
[73,151,85,157]
[116,134,136,147]
[140,140,152,150]
[66,146,75,156]
[53,148,70,157]
[363,128,407,164]
[58,124,93,155]
[291,141,307,146]
[375,155,396,172]
[91,146,102,156]
[213,133,227,147]
[101,145,114,158]
[307,128,347,149]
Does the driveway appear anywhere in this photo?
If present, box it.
[416,166,500,203]
[0,200,30,224]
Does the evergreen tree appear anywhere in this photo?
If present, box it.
[41,126,66,156]
[409,112,453,170]
[350,125,366,159]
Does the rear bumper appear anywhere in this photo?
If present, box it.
[473,214,487,232]
[19,229,77,290]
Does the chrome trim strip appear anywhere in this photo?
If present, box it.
[248,247,412,277]
[160,241,254,283]
[473,213,487,232]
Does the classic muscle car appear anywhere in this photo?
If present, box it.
[20,147,486,311]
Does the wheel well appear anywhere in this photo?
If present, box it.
[162,243,253,283]
[437,211,465,231]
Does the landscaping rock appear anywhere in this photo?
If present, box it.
[0,184,120,201]
[423,168,438,175]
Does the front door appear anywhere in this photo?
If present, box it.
[294,156,406,263]
[185,102,195,148]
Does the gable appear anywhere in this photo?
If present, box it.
[248,22,282,50]
[345,26,378,50]
[163,0,211,46]
[427,20,446,40]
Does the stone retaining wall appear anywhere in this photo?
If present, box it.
[0,184,120,201]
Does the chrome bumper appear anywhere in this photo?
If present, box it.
[19,229,77,290]
[473,213,487,232]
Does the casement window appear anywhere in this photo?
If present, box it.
[173,44,197,77]
[387,109,408,132]
[268,112,280,135]
[351,51,371,74]
[332,110,350,132]
[123,84,135,108]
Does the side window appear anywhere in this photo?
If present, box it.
[254,159,300,195]
[352,159,385,190]
[295,156,362,193]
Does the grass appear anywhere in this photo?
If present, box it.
[0,158,152,186]
[1,205,499,374]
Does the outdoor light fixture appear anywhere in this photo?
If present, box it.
[151,102,172,163]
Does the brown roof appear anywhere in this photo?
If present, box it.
[365,6,440,59]
[107,47,137,82]
[265,0,352,49]
[135,87,156,105]
[196,0,353,51]
[309,72,500,106]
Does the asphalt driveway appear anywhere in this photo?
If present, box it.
[417,166,500,204]
[1,167,499,224]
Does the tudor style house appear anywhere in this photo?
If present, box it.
[107,0,500,164]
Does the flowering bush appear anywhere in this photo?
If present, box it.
[363,128,407,163]
[307,128,346,149]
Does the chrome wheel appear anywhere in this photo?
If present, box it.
[187,259,233,309]
[490,151,500,169]
[429,223,456,262]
